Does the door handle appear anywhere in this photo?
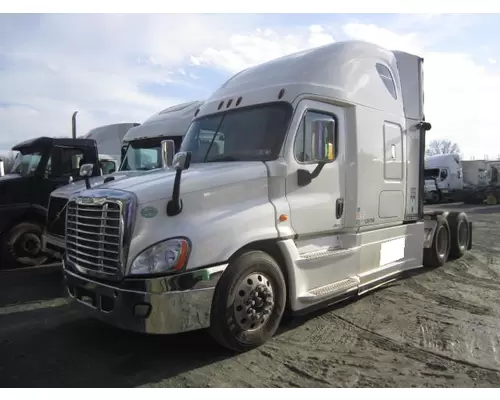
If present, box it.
[336,198,344,219]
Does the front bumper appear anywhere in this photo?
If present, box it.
[63,260,227,335]
[43,232,65,258]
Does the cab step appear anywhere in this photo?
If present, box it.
[298,276,359,303]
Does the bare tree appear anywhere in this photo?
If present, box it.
[0,151,16,172]
[426,139,461,157]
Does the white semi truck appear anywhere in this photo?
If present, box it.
[43,100,203,259]
[61,41,473,352]
[424,153,463,203]
[80,122,140,175]
[424,154,500,204]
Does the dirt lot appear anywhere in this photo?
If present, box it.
[1,204,500,388]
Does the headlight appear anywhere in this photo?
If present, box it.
[130,238,191,275]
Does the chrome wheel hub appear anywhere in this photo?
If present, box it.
[234,272,274,331]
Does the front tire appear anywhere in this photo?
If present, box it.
[0,221,48,269]
[209,250,286,353]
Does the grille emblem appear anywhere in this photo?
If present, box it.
[76,197,107,206]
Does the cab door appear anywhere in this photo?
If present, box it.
[283,99,356,297]
[284,100,346,237]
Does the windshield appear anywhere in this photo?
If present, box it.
[10,152,43,176]
[180,102,292,163]
[120,136,183,171]
[424,168,440,179]
[100,159,117,175]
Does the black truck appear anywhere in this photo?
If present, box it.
[0,136,100,269]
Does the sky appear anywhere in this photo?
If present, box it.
[1,13,500,159]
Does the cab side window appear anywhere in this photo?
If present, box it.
[294,110,338,163]
[60,148,85,177]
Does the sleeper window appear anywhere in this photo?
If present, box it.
[376,63,397,100]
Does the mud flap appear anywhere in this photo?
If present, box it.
[467,222,473,250]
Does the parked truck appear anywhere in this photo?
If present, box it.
[0,137,101,268]
[43,100,204,260]
[61,41,473,352]
[80,122,140,174]
[424,154,500,204]
[423,153,463,203]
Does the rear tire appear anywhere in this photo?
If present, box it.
[447,212,470,260]
[209,250,286,353]
[423,216,451,268]
[0,221,48,269]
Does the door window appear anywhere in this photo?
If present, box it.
[294,110,338,164]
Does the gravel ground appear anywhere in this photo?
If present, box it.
[1,204,500,388]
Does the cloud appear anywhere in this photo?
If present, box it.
[0,13,498,160]
[187,16,500,160]
[0,14,255,149]
[190,24,335,74]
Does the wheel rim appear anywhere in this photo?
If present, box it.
[458,221,468,247]
[7,229,45,265]
[233,272,275,331]
[436,226,449,256]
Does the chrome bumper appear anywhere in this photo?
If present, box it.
[63,261,227,334]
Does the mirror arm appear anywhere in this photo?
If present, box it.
[166,169,183,216]
[310,162,326,180]
[297,162,326,187]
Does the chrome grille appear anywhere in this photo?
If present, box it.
[66,199,123,277]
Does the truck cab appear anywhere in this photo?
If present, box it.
[80,122,140,170]
[61,41,472,352]
[98,153,118,175]
[424,154,464,203]
[43,100,204,259]
[0,136,100,268]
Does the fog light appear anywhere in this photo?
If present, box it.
[134,303,151,318]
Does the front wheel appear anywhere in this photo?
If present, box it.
[0,221,48,269]
[209,250,287,353]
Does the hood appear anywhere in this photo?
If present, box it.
[0,173,22,182]
[50,169,162,199]
[77,162,268,204]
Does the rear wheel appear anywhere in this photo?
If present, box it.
[447,212,470,259]
[423,217,451,268]
[0,221,48,269]
[209,250,286,353]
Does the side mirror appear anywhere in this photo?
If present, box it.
[72,154,83,170]
[80,163,94,177]
[172,151,192,171]
[79,163,94,189]
[161,139,175,168]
